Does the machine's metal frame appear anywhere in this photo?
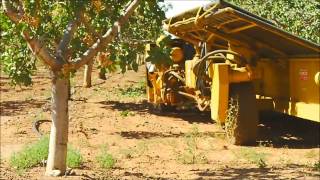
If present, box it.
[146,0,320,144]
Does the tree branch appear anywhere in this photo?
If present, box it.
[1,0,23,23]
[71,0,141,69]
[56,12,82,63]
[22,31,60,69]
[2,0,60,70]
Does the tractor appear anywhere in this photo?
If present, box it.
[145,0,320,145]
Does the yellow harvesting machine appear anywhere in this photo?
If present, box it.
[145,0,320,145]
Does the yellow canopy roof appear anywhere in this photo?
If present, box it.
[164,0,319,58]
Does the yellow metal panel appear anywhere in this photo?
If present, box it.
[289,102,319,122]
[229,69,251,83]
[147,86,154,103]
[256,57,320,122]
[185,60,197,88]
[255,59,289,99]
[211,64,229,124]
[288,58,320,122]
[289,58,320,103]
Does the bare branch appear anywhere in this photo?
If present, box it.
[79,13,102,68]
[72,0,141,69]
[2,0,60,70]
[56,11,82,63]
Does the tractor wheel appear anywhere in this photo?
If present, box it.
[225,82,258,145]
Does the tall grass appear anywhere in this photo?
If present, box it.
[67,146,83,168]
[10,136,49,170]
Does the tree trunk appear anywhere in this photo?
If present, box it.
[98,67,107,80]
[68,77,72,99]
[83,61,93,88]
[46,71,69,176]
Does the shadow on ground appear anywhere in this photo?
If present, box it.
[101,101,319,148]
[99,100,149,113]
[258,111,320,148]
[76,164,318,180]
[116,131,184,139]
[99,100,213,124]
[113,130,223,140]
[0,99,47,116]
[195,164,318,179]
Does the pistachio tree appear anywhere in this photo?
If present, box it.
[1,0,165,176]
[227,0,320,44]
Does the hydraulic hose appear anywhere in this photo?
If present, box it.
[194,49,246,95]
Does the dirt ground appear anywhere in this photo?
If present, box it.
[1,66,319,180]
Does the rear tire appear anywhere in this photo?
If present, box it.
[225,82,258,145]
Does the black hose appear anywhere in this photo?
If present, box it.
[32,119,51,137]
[194,49,245,95]
[200,50,245,65]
